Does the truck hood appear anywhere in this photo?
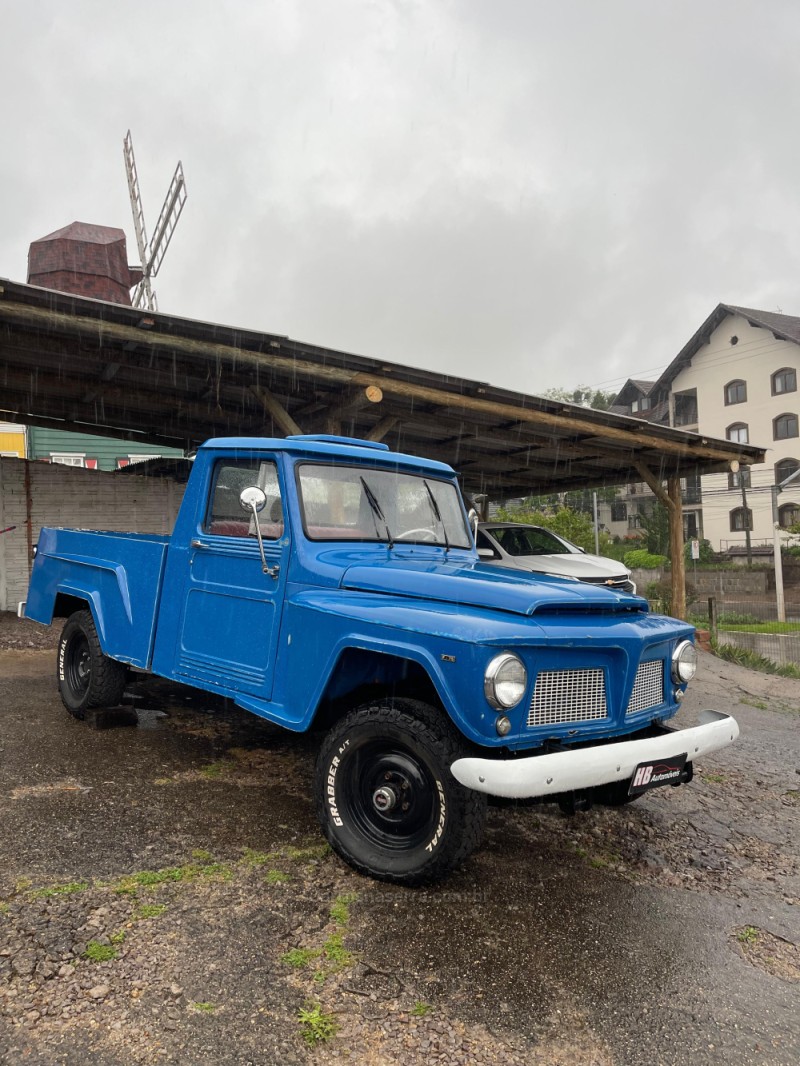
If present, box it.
[341,556,646,617]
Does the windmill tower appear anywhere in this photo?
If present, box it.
[123,130,188,311]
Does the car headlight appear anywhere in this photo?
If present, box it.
[484,653,527,709]
[671,640,697,683]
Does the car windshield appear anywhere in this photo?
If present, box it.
[297,463,472,548]
[491,526,573,557]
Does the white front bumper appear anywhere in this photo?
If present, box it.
[450,709,739,799]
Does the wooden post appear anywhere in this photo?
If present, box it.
[667,475,686,620]
[708,596,718,640]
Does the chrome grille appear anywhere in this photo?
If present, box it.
[626,659,664,714]
[527,668,608,727]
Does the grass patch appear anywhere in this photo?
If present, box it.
[134,903,167,920]
[191,1001,217,1012]
[281,947,321,969]
[241,848,274,867]
[30,880,89,900]
[411,1001,433,1017]
[0,902,9,916]
[297,1002,338,1046]
[191,849,215,864]
[711,639,800,679]
[740,697,769,710]
[112,860,232,896]
[322,932,355,970]
[109,930,126,945]
[84,941,118,963]
[720,621,800,634]
[199,760,233,779]
[737,925,760,945]
[265,869,290,885]
[283,843,331,863]
[702,772,726,784]
[330,892,357,926]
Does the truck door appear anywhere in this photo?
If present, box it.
[173,456,288,701]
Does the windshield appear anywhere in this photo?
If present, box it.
[297,463,472,548]
[491,526,574,557]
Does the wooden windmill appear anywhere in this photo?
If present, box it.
[123,130,188,311]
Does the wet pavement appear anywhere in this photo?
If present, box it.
[0,612,798,1065]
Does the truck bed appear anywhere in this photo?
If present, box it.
[25,528,171,668]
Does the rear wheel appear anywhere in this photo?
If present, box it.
[57,610,128,719]
[314,698,487,885]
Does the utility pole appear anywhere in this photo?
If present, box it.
[741,476,752,566]
[592,491,599,555]
[771,485,786,622]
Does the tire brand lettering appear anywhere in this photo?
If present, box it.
[327,753,343,826]
[424,780,446,852]
[58,641,66,682]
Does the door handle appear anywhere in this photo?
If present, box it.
[190,539,208,550]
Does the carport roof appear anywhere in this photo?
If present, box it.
[0,278,765,497]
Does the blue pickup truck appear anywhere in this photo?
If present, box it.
[24,434,738,884]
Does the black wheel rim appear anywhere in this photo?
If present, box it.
[65,633,91,697]
[339,738,440,852]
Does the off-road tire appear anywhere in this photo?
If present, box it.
[57,609,128,720]
[314,698,487,886]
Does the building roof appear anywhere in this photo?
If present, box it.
[0,278,765,498]
[31,222,127,246]
[653,303,800,394]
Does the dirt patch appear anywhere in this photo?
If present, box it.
[733,926,800,983]
[0,611,63,650]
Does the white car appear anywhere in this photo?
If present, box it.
[476,522,636,594]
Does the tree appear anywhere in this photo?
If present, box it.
[638,502,670,556]
[495,504,610,554]
[544,386,616,412]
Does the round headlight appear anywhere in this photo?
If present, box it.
[484,653,527,710]
[671,640,698,683]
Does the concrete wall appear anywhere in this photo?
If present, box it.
[630,566,771,596]
[717,628,800,668]
[0,458,185,612]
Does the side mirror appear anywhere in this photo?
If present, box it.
[468,507,479,539]
[239,486,267,513]
[239,487,272,575]
[477,548,495,560]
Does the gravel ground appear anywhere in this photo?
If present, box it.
[1,611,798,1065]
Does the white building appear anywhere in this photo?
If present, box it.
[612,304,800,553]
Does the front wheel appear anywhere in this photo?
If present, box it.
[57,610,128,719]
[314,698,487,885]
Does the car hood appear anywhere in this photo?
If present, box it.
[502,552,629,581]
[340,556,644,617]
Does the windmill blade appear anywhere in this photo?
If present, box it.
[146,161,187,278]
[123,130,149,268]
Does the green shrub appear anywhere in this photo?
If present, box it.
[624,549,668,570]
[684,538,715,564]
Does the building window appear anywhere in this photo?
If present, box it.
[772,368,797,396]
[628,515,642,530]
[776,458,800,487]
[640,396,652,411]
[50,454,85,467]
[730,507,752,532]
[724,379,747,405]
[726,423,749,444]
[673,390,698,427]
[683,512,700,539]
[610,502,627,522]
[778,503,800,529]
[774,413,799,440]
[630,399,639,413]
[728,467,751,490]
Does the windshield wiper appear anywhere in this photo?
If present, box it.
[423,479,449,553]
[360,476,394,548]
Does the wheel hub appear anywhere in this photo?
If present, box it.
[372,785,397,812]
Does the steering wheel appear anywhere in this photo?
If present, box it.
[396,527,437,542]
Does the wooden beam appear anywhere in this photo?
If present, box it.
[367,416,398,442]
[249,385,303,436]
[0,300,759,466]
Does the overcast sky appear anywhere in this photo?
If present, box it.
[2,0,799,398]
